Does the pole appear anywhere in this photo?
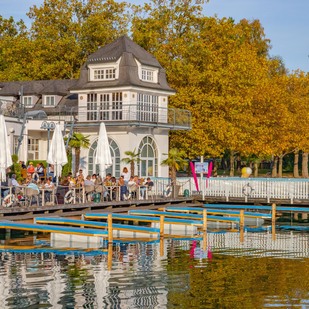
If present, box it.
[203,209,207,251]
[272,203,276,241]
[239,209,244,242]
[200,156,204,200]
[47,128,50,155]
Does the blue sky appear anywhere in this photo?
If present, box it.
[2,0,309,72]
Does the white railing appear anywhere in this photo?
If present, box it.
[152,177,309,203]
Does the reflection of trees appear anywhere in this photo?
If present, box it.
[166,248,309,308]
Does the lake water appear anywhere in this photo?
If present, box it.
[0,231,308,309]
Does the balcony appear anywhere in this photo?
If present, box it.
[45,104,192,130]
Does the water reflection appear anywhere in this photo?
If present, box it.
[0,232,307,308]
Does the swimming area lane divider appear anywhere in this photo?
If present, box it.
[204,204,309,212]
[0,221,108,236]
[165,206,272,219]
[34,217,160,234]
[127,210,240,222]
[84,213,207,225]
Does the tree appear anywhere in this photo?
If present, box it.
[121,149,140,176]
[132,2,273,174]
[66,132,90,174]
[161,148,188,197]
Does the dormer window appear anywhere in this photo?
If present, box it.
[94,68,116,80]
[135,59,158,83]
[141,69,154,82]
[88,59,120,82]
[23,96,33,107]
[44,95,55,106]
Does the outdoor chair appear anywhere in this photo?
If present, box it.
[147,186,155,200]
[24,188,40,207]
[128,184,138,199]
[84,185,95,202]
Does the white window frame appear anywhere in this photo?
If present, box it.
[93,68,116,80]
[28,138,39,160]
[88,59,120,82]
[141,69,154,82]
[44,95,55,107]
[23,96,33,107]
[135,59,159,83]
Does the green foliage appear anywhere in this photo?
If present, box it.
[121,149,141,176]
[161,148,188,182]
[62,151,72,177]
[66,132,90,174]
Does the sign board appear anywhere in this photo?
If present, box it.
[194,162,209,174]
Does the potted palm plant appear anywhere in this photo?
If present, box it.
[161,148,188,198]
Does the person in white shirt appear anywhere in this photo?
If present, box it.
[10,174,20,187]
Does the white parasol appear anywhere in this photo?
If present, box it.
[0,114,12,182]
[94,122,112,178]
[47,123,68,184]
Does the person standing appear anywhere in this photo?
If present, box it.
[121,167,130,185]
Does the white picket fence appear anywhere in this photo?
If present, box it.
[153,177,309,203]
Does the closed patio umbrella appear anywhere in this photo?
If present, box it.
[0,114,12,182]
[47,123,68,184]
[95,122,112,179]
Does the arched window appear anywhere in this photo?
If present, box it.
[138,136,158,177]
[88,138,120,177]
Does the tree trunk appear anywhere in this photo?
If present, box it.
[171,167,177,198]
[253,162,258,177]
[302,152,309,178]
[130,161,135,177]
[229,151,235,177]
[293,150,299,178]
[278,155,283,178]
[271,156,278,177]
[236,155,241,173]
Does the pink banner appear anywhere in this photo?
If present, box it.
[206,161,213,188]
[190,161,199,191]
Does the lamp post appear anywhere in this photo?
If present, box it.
[41,121,55,156]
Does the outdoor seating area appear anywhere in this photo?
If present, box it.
[0,174,168,207]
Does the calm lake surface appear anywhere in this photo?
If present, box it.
[0,231,308,309]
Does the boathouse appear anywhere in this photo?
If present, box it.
[0,36,191,177]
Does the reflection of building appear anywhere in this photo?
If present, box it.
[0,36,191,177]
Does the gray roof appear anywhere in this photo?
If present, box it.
[0,79,78,114]
[0,36,174,115]
[71,36,175,93]
[0,79,78,96]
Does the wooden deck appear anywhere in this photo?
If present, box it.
[0,195,308,224]
[0,197,199,223]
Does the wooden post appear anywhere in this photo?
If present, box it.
[160,238,164,257]
[239,209,244,242]
[272,203,276,241]
[108,213,113,244]
[160,215,164,238]
[108,243,113,271]
[203,209,207,251]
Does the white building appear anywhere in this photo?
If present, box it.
[0,36,191,178]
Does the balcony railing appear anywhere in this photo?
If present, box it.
[45,104,191,130]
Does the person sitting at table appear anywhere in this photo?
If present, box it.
[127,176,138,199]
[10,174,21,194]
[43,177,55,202]
[27,180,40,193]
[27,162,35,175]
[36,162,45,180]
